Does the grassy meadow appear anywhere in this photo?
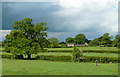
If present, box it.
[2,59,118,75]
[1,46,119,75]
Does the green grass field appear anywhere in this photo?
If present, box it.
[2,59,118,75]
[1,47,119,75]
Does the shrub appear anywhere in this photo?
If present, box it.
[73,47,83,62]
[1,54,13,59]
[83,56,119,63]
[82,50,119,54]
[47,49,73,52]
[47,49,118,54]
[14,55,23,59]
[41,49,48,52]
[36,55,72,62]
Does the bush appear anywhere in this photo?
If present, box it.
[2,54,24,59]
[36,55,73,62]
[73,47,83,62]
[14,55,23,59]
[82,50,119,54]
[41,49,48,52]
[83,56,119,63]
[47,49,118,54]
[47,49,73,52]
[1,54,13,59]
[2,53,119,63]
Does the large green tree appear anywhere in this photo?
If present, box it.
[48,38,59,48]
[101,33,112,46]
[89,38,100,46]
[74,34,86,44]
[66,37,74,43]
[4,18,49,59]
[112,35,120,47]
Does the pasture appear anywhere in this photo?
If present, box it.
[1,47,119,75]
[2,59,118,75]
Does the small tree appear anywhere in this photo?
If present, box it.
[48,38,59,48]
[4,18,49,59]
[101,33,112,47]
[74,34,86,44]
[112,35,120,47]
[89,38,100,46]
[73,47,83,62]
[66,37,74,43]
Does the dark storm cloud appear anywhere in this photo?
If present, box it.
[2,2,61,30]
[1,1,118,42]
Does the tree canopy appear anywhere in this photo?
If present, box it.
[101,33,112,46]
[112,35,120,48]
[4,18,49,59]
[74,34,86,44]
[48,38,59,48]
[66,37,74,43]
[89,38,100,46]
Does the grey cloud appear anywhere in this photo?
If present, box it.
[1,1,118,41]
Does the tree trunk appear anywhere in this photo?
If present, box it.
[28,54,31,59]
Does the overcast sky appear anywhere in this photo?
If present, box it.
[1,0,119,42]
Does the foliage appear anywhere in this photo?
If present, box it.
[66,37,74,43]
[85,38,91,44]
[82,56,119,63]
[47,48,119,53]
[59,42,66,44]
[101,33,112,46]
[4,18,49,59]
[48,38,59,48]
[74,34,86,44]
[2,53,119,63]
[36,55,72,62]
[1,54,13,59]
[73,47,83,62]
[112,35,120,48]
[61,44,67,48]
[89,38,100,46]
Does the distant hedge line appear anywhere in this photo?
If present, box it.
[1,54,119,63]
[36,55,73,62]
[47,49,119,54]
[2,49,119,53]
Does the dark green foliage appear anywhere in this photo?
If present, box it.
[82,50,119,54]
[83,56,119,63]
[48,38,59,48]
[60,44,67,48]
[41,49,48,52]
[4,18,49,59]
[73,47,83,62]
[85,39,91,44]
[101,33,112,47]
[66,37,74,43]
[1,54,13,59]
[89,38,100,46]
[36,55,72,62]
[14,55,24,59]
[113,35,120,48]
[2,54,119,63]
[47,49,73,52]
[47,49,119,53]
[74,34,86,44]
[59,42,66,44]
